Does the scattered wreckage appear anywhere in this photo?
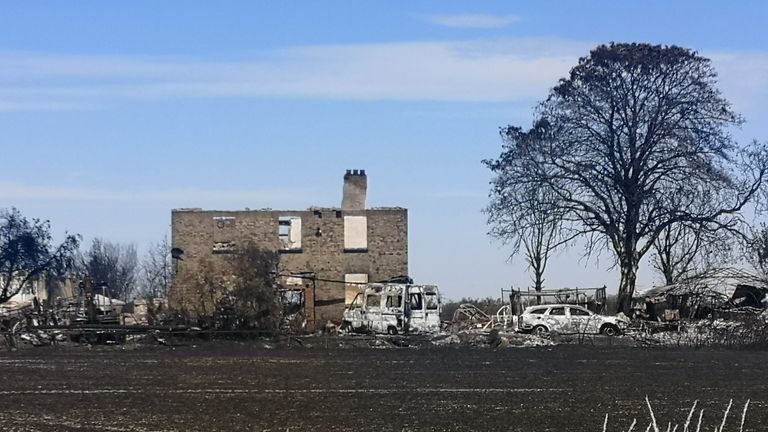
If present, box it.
[632,268,768,322]
[449,303,513,331]
[341,283,628,341]
[1,278,171,348]
[7,267,767,350]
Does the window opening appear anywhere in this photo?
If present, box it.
[278,216,302,249]
[386,295,403,308]
[569,307,590,316]
[425,293,439,310]
[212,241,236,254]
[409,293,423,310]
[366,294,381,308]
[344,215,367,250]
[549,307,566,316]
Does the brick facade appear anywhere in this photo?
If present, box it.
[169,171,408,326]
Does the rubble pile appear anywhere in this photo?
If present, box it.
[431,329,553,348]
[629,312,768,347]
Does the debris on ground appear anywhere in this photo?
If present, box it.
[627,312,768,347]
[632,268,768,321]
[431,329,553,348]
[450,304,491,331]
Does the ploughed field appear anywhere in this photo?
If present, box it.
[0,342,766,431]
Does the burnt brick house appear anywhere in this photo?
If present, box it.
[169,170,408,328]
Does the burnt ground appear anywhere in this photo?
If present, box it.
[0,341,766,432]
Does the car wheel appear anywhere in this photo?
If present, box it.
[532,325,549,337]
[387,326,398,335]
[600,324,619,337]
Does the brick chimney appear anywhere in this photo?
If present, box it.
[342,169,367,210]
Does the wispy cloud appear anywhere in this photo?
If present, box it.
[0,101,89,111]
[1,41,767,114]
[0,182,318,208]
[426,14,521,29]
[0,38,591,109]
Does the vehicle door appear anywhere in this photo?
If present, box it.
[545,306,567,332]
[407,289,425,332]
[383,292,404,331]
[567,306,593,334]
[364,293,383,332]
[422,289,440,332]
[520,306,548,330]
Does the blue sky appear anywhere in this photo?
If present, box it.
[2,1,768,300]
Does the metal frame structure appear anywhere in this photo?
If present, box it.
[503,286,607,316]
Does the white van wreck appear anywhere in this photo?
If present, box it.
[342,283,441,335]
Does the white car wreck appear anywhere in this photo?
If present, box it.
[342,284,441,335]
[518,304,628,336]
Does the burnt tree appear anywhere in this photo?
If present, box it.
[139,235,172,299]
[651,222,735,285]
[81,238,138,301]
[485,43,768,314]
[485,141,568,299]
[226,243,281,330]
[747,223,768,280]
[178,243,282,329]
[0,208,79,304]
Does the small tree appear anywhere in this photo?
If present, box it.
[486,167,567,299]
[226,243,281,331]
[0,208,80,304]
[81,238,138,301]
[139,236,172,299]
[179,257,221,319]
[175,243,281,331]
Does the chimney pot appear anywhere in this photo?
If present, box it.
[342,168,367,210]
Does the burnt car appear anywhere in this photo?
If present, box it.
[518,304,628,336]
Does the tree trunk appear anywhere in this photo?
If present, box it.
[616,259,639,315]
[663,268,674,286]
[534,277,543,305]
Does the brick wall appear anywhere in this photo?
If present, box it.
[170,207,408,324]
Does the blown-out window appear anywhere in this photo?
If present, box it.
[549,307,566,316]
[278,216,302,250]
[569,308,590,316]
[425,293,439,310]
[366,294,381,308]
[409,293,423,310]
[386,295,403,308]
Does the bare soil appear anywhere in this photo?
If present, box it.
[0,340,766,431]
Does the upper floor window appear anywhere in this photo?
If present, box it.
[344,215,367,251]
[213,216,235,229]
[278,216,302,250]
